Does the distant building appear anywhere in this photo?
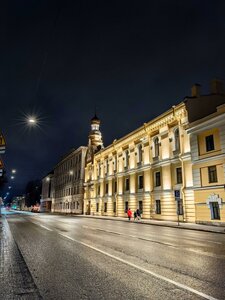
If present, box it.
[52,146,87,214]
[40,172,54,212]
[187,79,225,225]
[11,196,26,210]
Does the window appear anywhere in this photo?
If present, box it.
[210,202,220,220]
[105,159,109,174]
[114,181,117,193]
[155,200,161,214]
[125,150,129,168]
[96,203,99,212]
[155,172,161,187]
[176,168,182,184]
[138,144,142,163]
[104,202,107,213]
[208,166,217,183]
[174,129,180,152]
[138,175,144,189]
[105,183,108,194]
[125,178,130,191]
[98,185,100,195]
[205,135,214,152]
[125,201,128,212]
[114,156,117,171]
[113,202,116,213]
[154,137,159,157]
[139,201,143,213]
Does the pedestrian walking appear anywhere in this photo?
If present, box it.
[136,208,141,220]
[134,210,137,221]
[127,208,132,221]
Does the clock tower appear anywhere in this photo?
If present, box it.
[86,114,104,163]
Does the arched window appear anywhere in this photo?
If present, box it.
[174,128,180,152]
[138,144,142,163]
[154,137,159,157]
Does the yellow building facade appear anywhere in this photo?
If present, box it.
[188,104,225,225]
[84,103,195,222]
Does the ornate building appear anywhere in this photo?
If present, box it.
[52,146,87,214]
[187,80,225,225]
[84,102,195,222]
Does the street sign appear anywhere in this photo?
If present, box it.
[174,190,180,200]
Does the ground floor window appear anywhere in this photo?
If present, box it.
[96,203,99,212]
[113,202,116,213]
[125,201,128,213]
[104,202,107,213]
[155,200,161,214]
[210,202,220,220]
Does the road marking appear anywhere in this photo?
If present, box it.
[58,233,218,300]
[30,221,53,231]
[82,225,177,248]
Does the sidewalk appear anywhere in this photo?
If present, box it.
[76,214,225,234]
[0,216,42,299]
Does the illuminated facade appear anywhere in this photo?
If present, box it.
[187,81,225,225]
[40,172,54,212]
[84,103,195,222]
[52,146,87,214]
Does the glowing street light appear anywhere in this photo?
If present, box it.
[8,186,12,189]
[69,170,73,175]
[11,176,14,179]
[27,116,38,125]
[12,169,16,174]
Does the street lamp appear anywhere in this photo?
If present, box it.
[12,169,16,174]
[11,176,14,179]
[28,116,37,125]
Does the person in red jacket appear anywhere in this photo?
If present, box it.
[127,208,132,221]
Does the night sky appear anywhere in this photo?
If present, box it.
[1,0,225,196]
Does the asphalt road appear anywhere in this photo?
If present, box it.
[4,211,225,300]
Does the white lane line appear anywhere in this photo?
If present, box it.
[30,221,53,232]
[59,233,218,300]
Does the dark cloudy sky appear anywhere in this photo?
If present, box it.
[1,0,225,195]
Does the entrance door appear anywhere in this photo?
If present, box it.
[210,202,220,220]
[87,201,91,215]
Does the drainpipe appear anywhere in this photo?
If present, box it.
[178,119,186,222]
